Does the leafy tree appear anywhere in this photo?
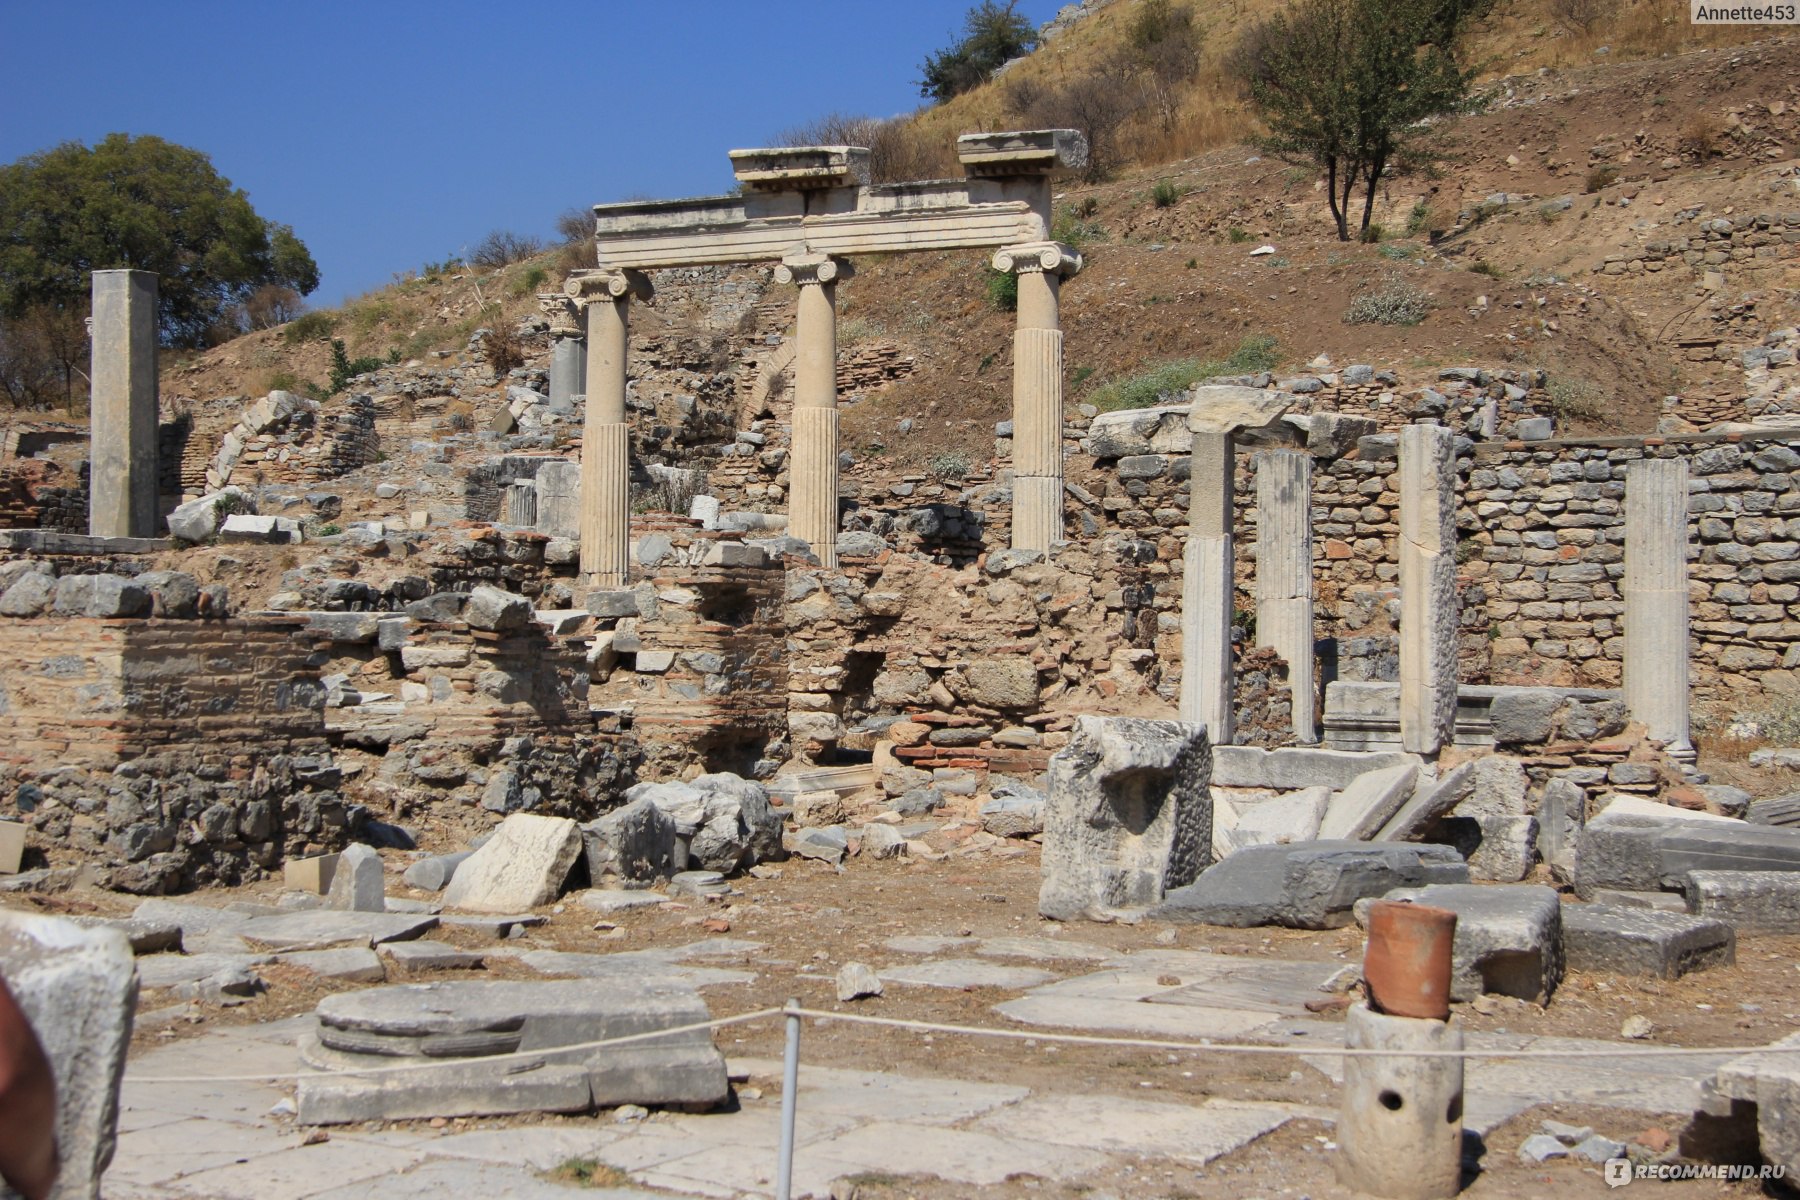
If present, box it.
[0,133,319,347]
[1246,0,1473,241]
[919,1,1037,104]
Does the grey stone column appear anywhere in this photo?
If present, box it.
[1180,430,1236,743]
[566,269,649,587]
[1398,424,1458,755]
[89,269,159,538]
[1625,458,1693,756]
[1256,449,1316,743]
[549,336,586,415]
[993,242,1081,553]
[777,253,849,569]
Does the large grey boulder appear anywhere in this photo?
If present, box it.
[135,570,201,618]
[1038,716,1211,921]
[1154,841,1468,929]
[628,773,783,875]
[167,487,254,542]
[442,814,582,912]
[581,798,678,883]
[1376,884,1563,1004]
[462,585,532,634]
[1561,904,1735,979]
[0,571,55,616]
[0,910,137,1200]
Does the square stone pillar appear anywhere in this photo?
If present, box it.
[567,270,649,588]
[993,242,1081,552]
[1398,424,1459,755]
[1625,458,1693,756]
[1181,430,1236,742]
[1255,449,1317,743]
[778,253,850,569]
[88,269,159,538]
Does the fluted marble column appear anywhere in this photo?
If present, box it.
[566,269,650,587]
[777,253,849,569]
[1398,424,1458,755]
[994,241,1081,553]
[1257,450,1316,743]
[1181,430,1236,742]
[1625,458,1693,756]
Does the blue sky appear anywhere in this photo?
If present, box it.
[0,1,1057,306]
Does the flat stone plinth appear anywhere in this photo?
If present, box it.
[1561,903,1735,978]
[1154,841,1468,929]
[1684,870,1800,932]
[1374,883,1564,1004]
[298,977,728,1124]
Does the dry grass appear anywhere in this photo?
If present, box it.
[543,1158,633,1188]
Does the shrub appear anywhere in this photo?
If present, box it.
[1404,201,1433,237]
[1584,164,1617,193]
[469,229,545,271]
[929,451,971,481]
[1359,222,1386,244]
[1546,376,1604,420]
[1680,114,1722,160]
[1550,0,1612,33]
[282,311,336,345]
[1151,179,1181,208]
[327,338,387,394]
[509,265,549,297]
[985,268,1018,312]
[1087,335,1282,411]
[1225,226,1252,243]
[1377,243,1416,261]
[1344,274,1434,325]
[1051,206,1105,250]
[480,324,526,374]
[1470,259,1502,279]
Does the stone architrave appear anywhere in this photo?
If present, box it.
[1625,458,1693,756]
[1038,715,1211,921]
[776,253,850,568]
[1255,449,1316,742]
[0,911,137,1200]
[993,241,1081,552]
[1179,387,1293,745]
[539,292,586,415]
[1398,424,1458,755]
[89,269,159,538]
[566,269,651,587]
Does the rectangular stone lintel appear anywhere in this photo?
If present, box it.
[728,145,871,190]
[958,129,1089,176]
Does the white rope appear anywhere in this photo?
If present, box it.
[121,1003,1800,1087]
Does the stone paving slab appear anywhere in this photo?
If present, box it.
[107,1116,295,1189]
[513,948,756,987]
[729,1056,1029,1126]
[972,1093,1296,1165]
[238,910,439,950]
[798,1122,1114,1187]
[310,1161,682,1200]
[151,1136,429,1199]
[876,957,1057,990]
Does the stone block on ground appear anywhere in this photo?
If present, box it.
[0,911,136,1200]
[379,940,486,970]
[443,813,583,913]
[1211,746,1419,790]
[296,977,728,1124]
[462,584,532,633]
[1375,762,1476,842]
[1561,904,1735,979]
[1657,824,1800,886]
[581,798,678,884]
[1684,870,1800,932]
[791,826,849,864]
[285,853,339,895]
[1375,883,1563,1003]
[1711,1033,1800,1178]
[326,843,385,912]
[238,910,438,951]
[1573,804,1741,900]
[279,946,387,983]
[1445,814,1539,883]
[1224,786,1329,853]
[981,787,1046,838]
[627,774,783,875]
[1153,841,1468,929]
[1318,764,1419,841]
[1038,716,1211,921]
[1450,756,1530,820]
[0,820,23,874]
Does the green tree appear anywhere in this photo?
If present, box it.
[1246,0,1472,241]
[919,1,1037,104]
[0,133,319,347]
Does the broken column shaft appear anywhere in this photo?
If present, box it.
[1256,449,1316,743]
[1625,457,1693,757]
[89,269,160,538]
[1398,424,1458,755]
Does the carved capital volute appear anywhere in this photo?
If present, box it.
[991,241,1083,278]
[774,252,852,288]
[536,292,583,338]
[564,268,652,306]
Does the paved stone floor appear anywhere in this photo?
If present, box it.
[105,940,1735,1199]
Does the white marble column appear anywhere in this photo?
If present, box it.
[1398,424,1459,755]
[1256,449,1316,743]
[1625,458,1693,756]
[566,269,650,588]
[777,253,849,569]
[89,269,159,538]
[1181,430,1236,742]
[993,242,1081,553]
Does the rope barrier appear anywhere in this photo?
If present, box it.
[120,1003,1800,1086]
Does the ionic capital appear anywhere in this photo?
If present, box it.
[564,268,653,306]
[991,241,1083,278]
[536,292,584,338]
[774,252,853,288]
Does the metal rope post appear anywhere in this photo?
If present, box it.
[775,997,802,1200]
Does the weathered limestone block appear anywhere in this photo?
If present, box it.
[1319,763,1420,841]
[326,843,385,912]
[1155,841,1468,929]
[402,852,470,893]
[1222,786,1329,853]
[442,814,582,913]
[1376,762,1476,842]
[1337,1004,1464,1200]
[166,487,252,543]
[1684,870,1800,931]
[0,910,136,1200]
[462,584,532,633]
[534,460,582,540]
[581,798,678,883]
[1377,883,1564,1003]
[1038,716,1211,921]
[1561,904,1735,978]
[951,658,1040,709]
